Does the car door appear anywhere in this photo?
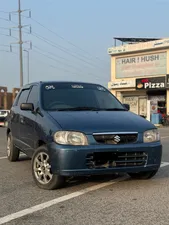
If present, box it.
[10,88,30,149]
[19,85,39,156]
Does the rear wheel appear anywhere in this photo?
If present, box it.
[32,146,65,190]
[7,132,20,162]
[128,170,158,180]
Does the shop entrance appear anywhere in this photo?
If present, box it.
[148,92,166,116]
[123,96,147,117]
[138,97,147,117]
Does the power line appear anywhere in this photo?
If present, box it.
[30,17,107,64]
[33,45,89,72]
[0,17,9,22]
[2,12,108,66]
[31,31,105,70]
[0,9,107,83]
[0,49,18,55]
[32,49,104,80]
[3,11,107,64]
[0,11,9,14]
[33,47,86,72]
[0,32,18,40]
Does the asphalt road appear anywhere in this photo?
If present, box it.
[0,127,169,225]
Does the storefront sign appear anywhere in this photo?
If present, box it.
[115,52,167,78]
[136,77,165,90]
[108,38,169,55]
[108,80,135,89]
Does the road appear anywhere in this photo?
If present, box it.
[0,127,169,225]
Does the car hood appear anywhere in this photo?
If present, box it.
[47,111,155,134]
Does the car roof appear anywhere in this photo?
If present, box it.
[22,81,103,89]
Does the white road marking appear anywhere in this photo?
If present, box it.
[161,136,169,139]
[0,153,25,160]
[0,176,127,224]
[0,156,7,160]
[160,162,169,167]
[0,162,169,224]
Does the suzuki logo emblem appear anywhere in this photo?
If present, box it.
[113,135,121,143]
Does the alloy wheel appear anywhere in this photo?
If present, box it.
[33,152,53,185]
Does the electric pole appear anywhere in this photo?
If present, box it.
[18,0,23,87]
[9,2,32,87]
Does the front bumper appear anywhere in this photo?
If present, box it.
[47,142,162,176]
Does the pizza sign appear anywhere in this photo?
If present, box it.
[136,77,165,89]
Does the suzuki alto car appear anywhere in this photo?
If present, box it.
[6,81,162,190]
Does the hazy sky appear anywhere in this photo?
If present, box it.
[0,0,168,91]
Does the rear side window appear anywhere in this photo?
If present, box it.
[17,89,30,107]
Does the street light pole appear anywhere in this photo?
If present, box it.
[24,50,29,84]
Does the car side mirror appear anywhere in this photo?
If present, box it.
[123,104,130,111]
[20,103,34,111]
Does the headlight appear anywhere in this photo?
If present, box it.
[143,129,160,143]
[54,131,88,146]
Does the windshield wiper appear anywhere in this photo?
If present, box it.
[103,108,127,111]
[56,107,127,111]
[57,107,101,111]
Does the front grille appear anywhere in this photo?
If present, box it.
[86,152,147,169]
[93,133,138,145]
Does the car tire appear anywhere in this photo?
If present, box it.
[128,170,159,180]
[7,132,20,162]
[31,146,65,190]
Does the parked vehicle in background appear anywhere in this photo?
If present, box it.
[0,110,10,127]
[6,81,162,190]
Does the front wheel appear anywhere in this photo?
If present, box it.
[128,170,158,180]
[31,146,65,190]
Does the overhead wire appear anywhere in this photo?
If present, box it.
[0,11,107,81]
[32,49,104,80]
[30,17,108,64]
[1,12,108,68]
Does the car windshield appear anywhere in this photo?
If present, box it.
[41,83,125,111]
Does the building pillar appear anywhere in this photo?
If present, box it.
[116,91,123,102]
[166,90,169,114]
[4,92,7,109]
[111,90,116,96]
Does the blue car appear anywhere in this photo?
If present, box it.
[6,81,162,190]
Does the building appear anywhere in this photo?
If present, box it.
[108,37,169,122]
[0,87,20,110]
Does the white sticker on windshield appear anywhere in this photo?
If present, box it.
[97,86,106,91]
[71,85,84,89]
[45,85,55,90]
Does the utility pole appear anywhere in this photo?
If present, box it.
[9,3,32,87]
[18,0,23,87]
[23,49,29,83]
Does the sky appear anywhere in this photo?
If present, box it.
[0,0,169,91]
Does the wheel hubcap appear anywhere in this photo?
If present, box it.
[33,152,53,184]
[7,136,11,157]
